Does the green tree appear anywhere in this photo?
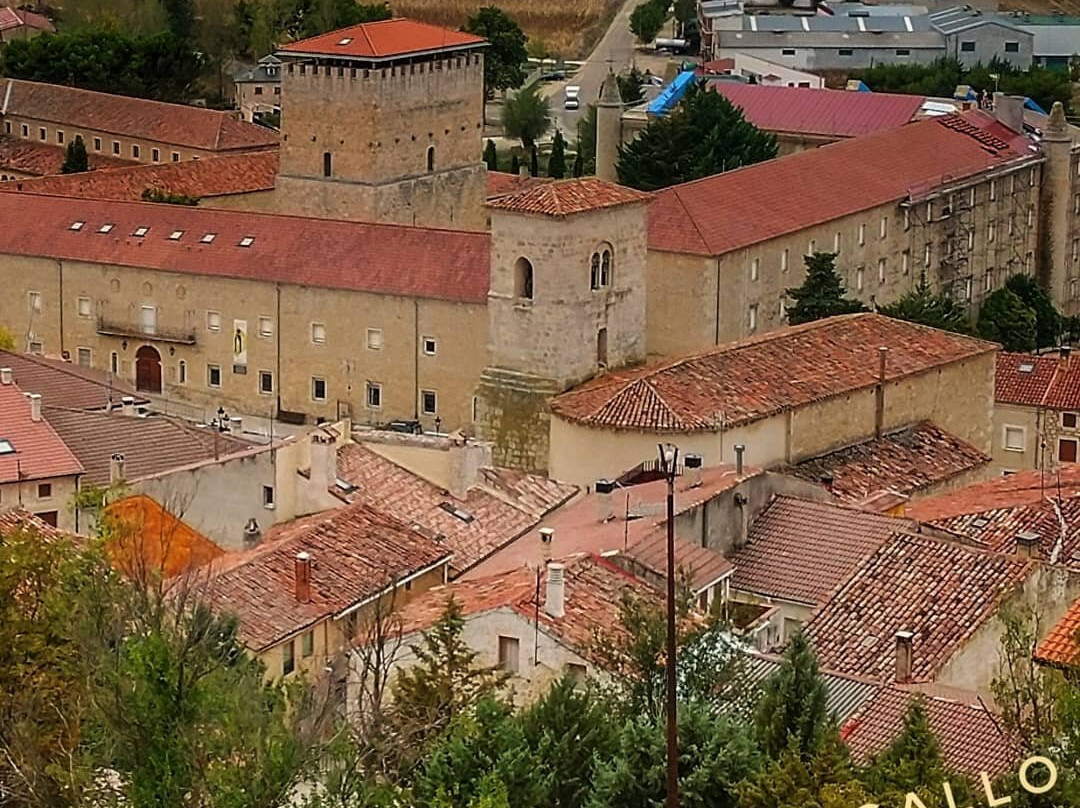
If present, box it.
[738,734,873,808]
[163,0,197,43]
[674,0,696,28]
[0,325,14,350]
[61,135,89,174]
[484,139,499,171]
[617,68,646,104]
[754,632,831,760]
[977,287,1038,352]
[510,153,521,175]
[572,152,584,177]
[530,144,539,177]
[547,130,567,178]
[617,81,777,191]
[502,83,551,150]
[1005,274,1061,349]
[464,7,528,100]
[576,105,597,174]
[588,702,761,808]
[879,272,971,334]
[629,0,666,45]
[785,253,866,325]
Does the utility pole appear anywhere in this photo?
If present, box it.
[658,442,679,808]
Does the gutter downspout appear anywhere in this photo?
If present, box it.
[714,258,722,345]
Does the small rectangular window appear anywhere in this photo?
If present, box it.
[833,232,841,253]
[2,121,8,134]
[93,137,101,151]
[748,303,758,331]
[1005,424,1027,449]
[311,323,327,344]
[780,249,788,272]
[254,85,264,95]
[895,48,910,56]
[366,328,383,350]
[838,48,853,56]
[28,291,42,312]
[207,364,222,388]
[901,250,910,275]
[877,257,886,283]
[988,221,996,243]
[858,223,866,246]
[960,41,976,52]
[28,341,43,355]
[258,316,273,337]
[77,296,91,318]
[131,144,140,158]
[37,483,52,499]
[239,236,255,247]
[259,370,273,394]
[312,377,327,401]
[38,127,46,140]
[207,311,221,332]
[172,151,181,162]
[301,631,314,658]
[781,48,796,56]
[133,226,149,237]
[990,180,997,201]
[1062,438,1079,463]
[567,662,587,685]
[366,381,381,408]
[200,233,216,244]
[178,360,187,384]
[498,636,520,673]
[750,257,759,281]
[856,267,864,291]
[112,141,121,155]
[263,485,275,508]
[808,238,816,254]
[423,336,437,355]
[76,347,91,367]
[98,223,113,234]
[169,230,184,240]
[56,130,64,144]
[110,352,119,374]
[903,208,910,231]
[879,216,887,239]
[1005,41,1019,53]
[282,640,295,676]
[152,148,160,162]
[20,124,28,137]
[421,389,437,415]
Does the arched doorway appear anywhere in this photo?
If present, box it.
[135,345,162,394]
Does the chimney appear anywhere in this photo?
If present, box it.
[448,434,492,500]
[27,392,41,422]
[875,346,888,439]
[539,527,554,564]
[895,630,915,683]
[109,453,126,484]
[0,367,11,385]
[545,562,566,619]
[684,453,703,488]
[243,517,261,548]
[295,551,312,603]
[1061,345,1072,369]
[734,444,745,478]
[596,479,615,522]
[229,416,243,434]
[121,395,136,416]
[1015,530,1040,559]
[993,93,1025,134]
[518,163,530,180]
[308,432,337,495]
[820,473,835,493]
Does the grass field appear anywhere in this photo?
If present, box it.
[390,0,622,59]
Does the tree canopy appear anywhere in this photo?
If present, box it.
[617,81,778,190]
[547,130,568,179]
[464,7,528,99]
[501,83,552,150]
[629,0,667,45]
[879,273,971,334]
[754,632,831,761]
[785,252,867,325]
[61,135,89,174]
[977,287,1038,352]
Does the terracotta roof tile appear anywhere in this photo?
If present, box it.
[0,507,73,542]
[0,7,54,32]
[2,150,279,200]
[336,443,576,575]
[1034,595,1080,667]
[209,501,451,650]
[841,685,1020,778]
[731,496,914,605]
[0,136,133,176]
[485,170,550,198]
[805,533,1031,681]
[0,350,142,410]
[995,351,1080,410]
[0,191,491,303]
[0,379,83,483]
[550,314,996,431]
[2,79,279,152]
[104,494,224,578]
[624,529,733,593]
[279,18,486,60]
[44,407,251,486]
[648,111,1035,256]
[782,421,991,503]
[906,466,1080,564]
[486,177,652,217]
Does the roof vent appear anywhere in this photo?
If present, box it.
[438,502,475,523]
[684,453,703,488]
[545,562,566,619]
[295,552,312,603]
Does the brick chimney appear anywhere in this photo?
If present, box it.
[1015,530,1041,560]
[0,367,12,385]
[875,346,888,439]
[895,630,915,683]
[109,453,126,485]
[596,479,615,522]
[545,562,566,618]
[295,551,312,603]
[27,392,41,422]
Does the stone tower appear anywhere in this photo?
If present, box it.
[1038,101,1074,314]
[273,19,488,230]
[595,71,623,182]
[475,178,652,471]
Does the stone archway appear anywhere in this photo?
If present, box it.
[135,345,162,394]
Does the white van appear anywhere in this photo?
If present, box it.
[564,85,580,110]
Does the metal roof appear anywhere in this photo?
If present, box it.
[741,653,881,721]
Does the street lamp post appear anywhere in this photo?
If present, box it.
[657,442,680,808]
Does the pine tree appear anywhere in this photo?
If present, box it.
[879,272,971,334]
[547,131,567,179]
[61,135,89,174]
[977,288,1038,352]
[530,145,539,177]
[484,139,499,171]
[572,152,584,177]
[738,732,873,808]
[754,632,830,760]
[1005,274,1061,349]
[785,253,867,325]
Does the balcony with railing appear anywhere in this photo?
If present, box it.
[96,317,196,345]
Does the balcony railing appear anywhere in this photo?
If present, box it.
[96,318,196,345]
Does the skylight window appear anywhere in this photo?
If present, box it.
[200,233,216,243]
[338,37,353,45]
[133,226,149,237]
[238,236,255,247]
[1019,362,1035,373]
[169,230,184,240]
[69,221,84,231]
[98,223,114,233]
[0,438,13,455]
[971,517,990,529]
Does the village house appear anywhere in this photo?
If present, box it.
[0,6,53,41]
[233,55,282,123]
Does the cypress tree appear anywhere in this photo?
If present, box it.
[547,130,567,179]
[61,135,89,174]
[484,139,498,171]
[754,631,830,760]
[785,252,867,325]
[572,152,584,177]
[530,144,539,177]
[510,153,521,175]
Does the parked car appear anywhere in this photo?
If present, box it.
[564,85,580,110]
[540,70,566,82]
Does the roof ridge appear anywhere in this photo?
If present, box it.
[0,349,130,395]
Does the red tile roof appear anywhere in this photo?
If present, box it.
[841,686,1020,778]
[0,507,72,542]
[0,7,53,33]
[995,351,1080,410]
[485,170,550,198]
[336,442,577,576]
[0,350,142,411]
[486,177,652,217]
[648,111,1034,256]
[210,501,452,650]
[44,407,252,486]
[731,496,914,605]
[2,150,279,201]
[2,79,279,153]
[805,533,1031,682]
[906,466,1080,564]
[1034,596,1080,667]
[550,314,996,431]
[104,494,225,579]
[279,18,486,60]
[0,379,83,483]
[0,136,133,176]
[0,191,491,303]
[782,421,991,503]
[624,529,733,593]
[709,84,923,139]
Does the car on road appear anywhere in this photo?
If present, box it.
[540,70,566,82]
[564,85,580,110]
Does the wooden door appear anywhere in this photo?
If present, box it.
[135,345,162,393]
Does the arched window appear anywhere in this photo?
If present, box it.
[589,253,601,290]
[514,257,534,300]
[426,145,435,173]
[601,249,613,286]
[590,244,613,289]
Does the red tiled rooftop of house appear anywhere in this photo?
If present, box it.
[209,501,451,650]
[709,84,923,139]
[0,191,491,303]
[624,529,733,593]
[906,465,1080,564]
[0,350,142,411]
[731,495,914,606]
[0,507,73,542]
[2,150,279,201]
[550,314,996,431]
[2,79,279,153]
[1034,596,1080,667]
[782,421,991,504]
[279,18,486,60]
[0,7,53,32]
[648,111,1034,256]
[996,351,1080,410]
[805,532,1031,682]
[841,685,1020,778]
[0,136,133,176]
[486,177,652,217]
[485,170,550,199]
[0,379,83,484]
[104,494,225,579]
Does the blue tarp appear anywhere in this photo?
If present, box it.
[647,70,697,116]
[1024,97,1048,116]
